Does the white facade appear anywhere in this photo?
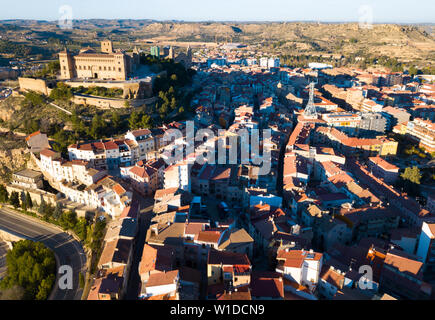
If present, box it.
[416,222,435,262]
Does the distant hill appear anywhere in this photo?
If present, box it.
[0,20,434,65]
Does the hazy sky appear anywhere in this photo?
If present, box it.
[1,0,435,23]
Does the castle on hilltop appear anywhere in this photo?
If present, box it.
[59,40,140,81]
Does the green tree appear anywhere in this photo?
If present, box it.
[141,114,152,129]
[401,166,422,185]
[20,192,27,211]
[88,114,106,140]
[128,111,140,130]
[79,272,85,289]
[0,240,56,300]
[38,198,47,215]
[71,110,85,135]
[25,192,33,210]
[408,65,419,77]
[0,184,8,203]
[9,191,20,209]
[23,91,44,107]
[59,210,78,230]
[49,82,72,101]
[73,218,88,241]
[24,119,40,134]
[111,111,121,129]
[42,204,54,221]
[53,203,63,220]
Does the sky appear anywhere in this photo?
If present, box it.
[1,0,435,23]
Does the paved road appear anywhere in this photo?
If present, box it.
[0,207,86,300]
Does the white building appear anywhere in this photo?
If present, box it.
[164,161,192,192]
[276,249,323,292]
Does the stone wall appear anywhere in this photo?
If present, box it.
[6,185,60,206]
[72,94,157,109]
[18,77,54,96]
[66,79,153,99]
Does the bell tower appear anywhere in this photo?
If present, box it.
[101,40,114,54]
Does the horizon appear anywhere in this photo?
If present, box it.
[1,0,435,24]
[1,19,435,25]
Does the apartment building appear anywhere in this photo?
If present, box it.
[275,248,323,292]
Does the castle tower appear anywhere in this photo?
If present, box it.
[58,48,75,80]
[304,82,318,119]
[101,40,114,54]
[168,46,175,60]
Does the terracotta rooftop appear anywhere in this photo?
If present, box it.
[146,270,179,288]
[208,249,251,266]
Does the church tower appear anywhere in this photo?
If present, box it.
[304,82,318,119]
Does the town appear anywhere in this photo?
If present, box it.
[0,19,435,303]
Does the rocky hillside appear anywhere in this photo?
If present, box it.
[0,131,29,184]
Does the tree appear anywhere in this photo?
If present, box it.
[53,203,63,220]
[71,110,85,135]
[9,191,20,209]
[400,166,422,196]
[25,192,33,210]
[111,111,121,129]
[49,82,72,101]
[90,219,106,253]
[21,192,27,211]
[88,114,106,140]
[42,204,54,221]
[128,111,140,130]
[59,210,78,230]
[23,91,44,107]
[73,218,88,241]
[0,240,56,300]
[24,119,40,134]
[141,114,152,129]
[408,65,419,77]
[401,166,422,185]
[38,198,47,215]
[0,184,8,203]
[79,272,85,289]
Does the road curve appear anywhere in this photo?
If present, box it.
[0,207,86,300]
